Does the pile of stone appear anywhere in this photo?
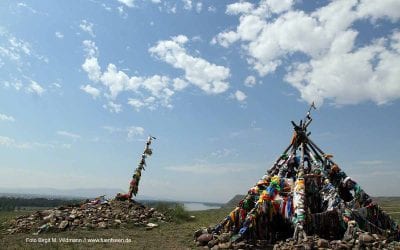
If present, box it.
[273,233,400,250]
[4,199,166,235]
[194,228,252,249]
[194,228,400,250]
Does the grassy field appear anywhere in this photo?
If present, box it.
[0,207,231,250]
[0,198,399,250]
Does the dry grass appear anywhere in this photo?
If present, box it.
[0,208,231,250]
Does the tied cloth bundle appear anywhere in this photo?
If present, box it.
[116,136,156,200]
[128,136,155,197]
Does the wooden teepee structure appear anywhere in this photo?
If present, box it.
[197,105,399,247]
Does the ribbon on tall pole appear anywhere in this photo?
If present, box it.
[116,135,156,200]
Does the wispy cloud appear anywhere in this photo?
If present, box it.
[211,148,236,158]
[56,130,81,140]
[103,101,122,113]
[26,80,45,96]
[0,135,57,149]
[117,0,135,8]
[127,126,144,139]
[80,84,100,99]
[0,28,48,65]
[55,31,64,39]
[233,90,247,103]
[165,163,255,175]
[0,113,15,122]
[79,20,95,37]
[103,125,145,140]
[356,160,389,166]
[17,2,38,14]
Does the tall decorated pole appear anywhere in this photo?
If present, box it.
[116,135,156,201]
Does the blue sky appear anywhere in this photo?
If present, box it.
[0,0,399,203]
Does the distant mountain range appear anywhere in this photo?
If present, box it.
[0,187,125,199]
[223,194,246,208]
[0,187,180,201]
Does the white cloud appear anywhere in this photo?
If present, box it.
[234,90,247,102]
[81,40,176,112]
[208,5,216,13]
[117,6,128,18]
[0,28,48,68]
[356,160,388,166]
[104,101,122,113]
[117,0,135,8]
[127,126,145,139]
[196,2,202,13]
[127,98,145,111]
[0,34,31,63]
[211,31,239,48]
[79,20,95,37]
[55,31,64,39]
[211,148,234,158]
[357,0,400,22]
[0,136,15,147]
[82,40,98,58]
[80,84,101,99]
[214,0,400,106]
[26,80,45,96]
[16,2,38,14]
[0,113,15,122]
[102,125,145,140]
[244,75,256,87]
[82,57,101,82]
[265,0,295,14]
[2,79,23,91]
[149,35,231,94]
[285,31,400,106]
[173,78,189,91]
[226,2,254,15]
[0,135,56,149]
[165,163,254,175]
[57,130,81,140]
[182,0,192,10]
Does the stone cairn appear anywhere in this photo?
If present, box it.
[5,198,166,235]
[195,105,400,249]
[5,136,165,235]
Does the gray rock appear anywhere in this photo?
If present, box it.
[358,233,374,244]
[208,239,218,248]
[197,233,213,244]
[317,238,329,248]
[218,233,231,243]
[218,242,232,249]
[58,220,68,230]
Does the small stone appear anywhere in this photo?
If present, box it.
[371,234,379,240]
[146,223,158,228]
[197,233,213,245]
[317,238,329,248]
[218,242,232,249]
[211,245,220,250]
[358,233,374,244]
[218,233,231,243]
[208,239,218,248]
[233,241,246,250]
[194,228,208,239]
[98,222,107,228]
[58,220,69,230]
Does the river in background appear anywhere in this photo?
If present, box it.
[184,202,221,211]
